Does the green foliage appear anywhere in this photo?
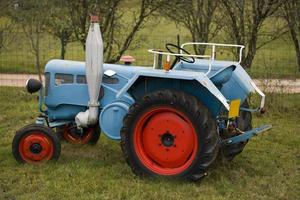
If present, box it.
[158,0,220,54]
[0,2,14,54]
[9,0,49,29]
[0,0,299,77]
[64,0,163,62]
[46,0,75,59]
[282,0,300,72]
[7,0,51,80]
[0,87,299,199]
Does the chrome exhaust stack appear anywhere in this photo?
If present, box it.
[75,16,103,127]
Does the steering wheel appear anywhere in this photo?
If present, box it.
[165,43,195,67]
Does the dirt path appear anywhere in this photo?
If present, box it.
[0,73,299,93]
[254,79,300,93]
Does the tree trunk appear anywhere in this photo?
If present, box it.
[0,32,3,53]
[195,46,206,56]
[242,52,255,69]
[289,20,300,72]
[60,41,66,60]
[60,32,67,60]
[191,30,208,56]
[35,32,42,81]
[36,54,42,81]
[295,42,300,72]
[242,38,257,69]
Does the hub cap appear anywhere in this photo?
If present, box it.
[19,132,54,163]
[161,132,175,147]
[134,107,198,175]
[29,143,43,154]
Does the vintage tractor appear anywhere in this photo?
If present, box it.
[12,17,271,180]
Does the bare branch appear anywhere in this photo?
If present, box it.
[281,0,300,71]
[159,0,220,55]
[221,0,286,68]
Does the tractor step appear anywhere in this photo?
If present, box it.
[221,125,272,145]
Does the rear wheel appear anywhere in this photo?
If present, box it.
[12,124,61,164]
[121,89,218,180]
[219,100,252,161]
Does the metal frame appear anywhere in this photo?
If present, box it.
[239,80,266,113]
[221,125,272,145]
[148,42,245,76]
[250,80,265,110]
[181,42,245,64]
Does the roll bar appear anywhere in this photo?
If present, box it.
[180,42,245,64]
[148,42,245,75]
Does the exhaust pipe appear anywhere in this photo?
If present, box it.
[75,15,103,127]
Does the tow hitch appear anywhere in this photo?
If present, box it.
[221,125,272,145]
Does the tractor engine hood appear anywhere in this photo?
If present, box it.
[75,16,103,127]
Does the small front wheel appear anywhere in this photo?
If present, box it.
[12,124,61,164]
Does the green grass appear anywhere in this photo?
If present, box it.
[0,87,299,199]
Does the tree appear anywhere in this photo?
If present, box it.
[46,0,75,60]
[66,0,162,63]
[158,0,221,55]
[221,0,287,68]
[282,0,300,72]
[0,1,14,54]
[10,0,50,81]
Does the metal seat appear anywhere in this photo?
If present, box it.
[209,65,236,88]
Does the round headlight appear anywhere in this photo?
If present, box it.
[26,78,42,94]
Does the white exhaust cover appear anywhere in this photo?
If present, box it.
[75,19,103,127]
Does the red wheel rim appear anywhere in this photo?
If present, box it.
[63,126,94,144]
[19,132,54,163]
[133,107,198,175]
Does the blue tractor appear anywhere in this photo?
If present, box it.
[12,18,271,181]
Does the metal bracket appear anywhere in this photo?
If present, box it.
[221,124,272,145]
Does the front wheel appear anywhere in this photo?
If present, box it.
[121,89,218,181]
[12,124,61,164]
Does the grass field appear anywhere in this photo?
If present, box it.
[0,87,299,200]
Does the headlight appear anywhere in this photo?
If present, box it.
[25,78,42,94]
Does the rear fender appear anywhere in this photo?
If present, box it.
[116,71,229,117]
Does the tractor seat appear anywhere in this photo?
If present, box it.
[208,65,236,89]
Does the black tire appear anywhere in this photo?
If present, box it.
[219,100,252,161]
[56,125,100,145]
[121,89,218,181]
[12,124,61,164]
[87,126,101,145]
